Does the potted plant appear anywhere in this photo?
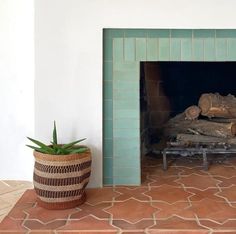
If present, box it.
[26,121,92,210]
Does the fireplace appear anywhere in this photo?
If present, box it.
[103,29,236,186]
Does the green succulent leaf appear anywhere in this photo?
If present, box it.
[27,137,54,154]
[53,121,58,144]
[26,145,50,154]
[68,147,88,154]
[62,138,86,149]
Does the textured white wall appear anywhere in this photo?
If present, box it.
[0,0,34,180]
[35,0,236,187]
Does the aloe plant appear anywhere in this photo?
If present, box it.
[26,121,88,155]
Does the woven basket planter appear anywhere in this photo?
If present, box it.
[33,150,92,210]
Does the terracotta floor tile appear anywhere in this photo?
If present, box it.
[148,216,207,230]
[86,188,120,205]
[16,189,37,204]
[173,158,205,167]
[141,155,163,167]
[213,176,236,187]
[70,202,111,219]
[200,219,236,231]
[8,202,34,219]
[178,166,210,176]
[24,205,78,223]
[208,165,236,178]
[58,215,118,231]
[153,201,194,219]
[122,232,145,234]
[114,187,150,201]
[149,176,180,187]
[141,172,155,186]
[190,198,236,222]
[112,219,154,230]
[176,174,220,190]
[57,232,117,234]
[0,216,26,231]
[217,185,236,202]
[145,185,193,203]
[187,188,225,202]
[143,166,182,177]
[24,219,67,230]
[105,198,157,223]
[148,231,209,234]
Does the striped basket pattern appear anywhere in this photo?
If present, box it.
[33,150,92,209]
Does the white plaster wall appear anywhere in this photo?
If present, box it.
[0,0,34,180]
[35,0,236,187]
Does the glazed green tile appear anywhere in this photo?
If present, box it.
[125,29,147,38]
[193,29,215,38]
[104,29,124,39]
[227,38,236,60]
[147,29,170,38]
[159,38,170,61]
[114,118,139,129]
[103,157,113,177]
[104,38,113,61]
[193,39,204,61]
[103,61,112,81]
[171,29,192,38]
[216,38,227,61]
[124,38,135,61]
[113,99,139,110]
[113,61,139,72]
[103,119,113,139]
[113,137,139,151]
[204,38,215,61]
[113,167,139,178]
[113,80,139,91]
[114,128,139,138]
[114,155,139,168]
[113,38,124,61]
[114,146,139,158]
[216,30,236,38]
[103,139,113,156]
[181,38,192,61]
[113,176,140,186]
[136,38,147,61]
[103,177,113,185]
[103,81,112,99]
[113,70,139,81]
[114,109,139,119]
[104,99,112,120]
[170,38,181,61]
[147,38,158,61]
[114,89,139,100]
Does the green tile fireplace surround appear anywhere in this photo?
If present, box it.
[103,29,236,186]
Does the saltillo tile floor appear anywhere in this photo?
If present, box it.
[2,154,236,233]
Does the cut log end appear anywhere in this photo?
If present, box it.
[185,105,201,120]
[198,94,212,116]
[231,123,236,136]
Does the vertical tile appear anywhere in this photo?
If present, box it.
[113,109,139,119]
[124,38,135,61]
[104,29,124,38]
[114,175,140,185]
[193,39,204,61]
[216,38,227,61]
[171,29,192,38]
[204,38,215,61]
[103,177,113,185]
[104,99,112,120]
[136,38,146,61]
[227,38,236,60]
[159,38,170,61]
[147,38,158,61]
[113,38,124,61]
[181,38,192,61]
[103,61,112,81]
[103,119,113,139]
[114,155,139,168]
[113,70,139,81]
[114,118,139,129]
[216,29,236,38]
[103,157,113,178]
[113,128,139,138]
[147,29,170,38]
[125,29,147,38]
[193,29,215,38]
[103,38,113,61]
[103,81,112,99]
[170,38,181,61]
[103,139,113,157]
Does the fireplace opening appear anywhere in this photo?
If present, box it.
[140,62,236,165]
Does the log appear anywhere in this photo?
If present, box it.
[176,133,236,146]
[185,105,201,120]
[164,115,236,138]
[198,93,236,118]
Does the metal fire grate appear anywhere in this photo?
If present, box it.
[161,145,236,170]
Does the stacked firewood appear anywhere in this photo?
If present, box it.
[164,93,236,147]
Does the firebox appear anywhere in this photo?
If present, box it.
[103,29,236,186]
